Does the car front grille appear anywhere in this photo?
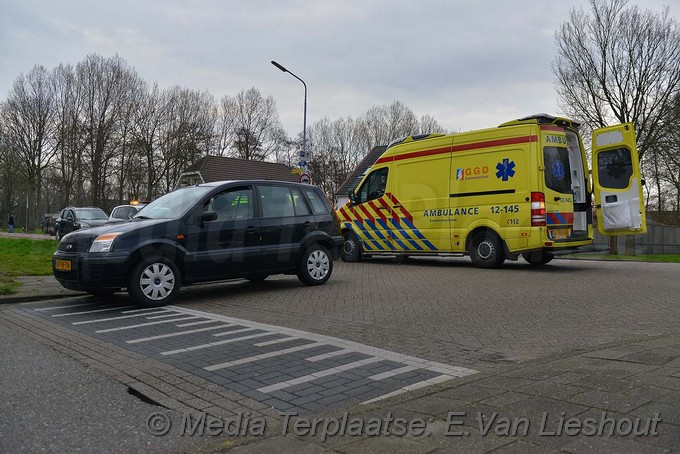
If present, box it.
[58,241,90,253]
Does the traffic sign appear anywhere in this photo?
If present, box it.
[299,173,311,184]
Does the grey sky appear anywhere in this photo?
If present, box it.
[0,0,675,137]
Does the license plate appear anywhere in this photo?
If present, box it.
[550,228,571,240]
[55,259,72,271]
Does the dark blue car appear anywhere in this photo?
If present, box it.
[53,180,343,307]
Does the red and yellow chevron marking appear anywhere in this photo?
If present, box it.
[337,193,437,252]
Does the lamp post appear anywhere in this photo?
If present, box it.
[271,60,308,175]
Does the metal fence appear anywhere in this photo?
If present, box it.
[593,220,680,255]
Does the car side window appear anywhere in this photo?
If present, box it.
[205,188,254,220]
[291,188,311,216]
[357,167,388,204]
[65,210,74,221]
[259,185,295,218]
[303,188,329,215]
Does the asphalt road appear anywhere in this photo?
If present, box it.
[2,257,679,452]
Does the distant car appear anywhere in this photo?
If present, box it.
[52,180,344,307]
[54,206,109,240]
[109,202,147,222]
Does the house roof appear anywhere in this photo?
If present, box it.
[181,156,298,184]
[334,145,387,196]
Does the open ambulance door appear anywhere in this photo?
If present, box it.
[591,123,646,235]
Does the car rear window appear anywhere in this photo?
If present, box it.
[303,188,330,215]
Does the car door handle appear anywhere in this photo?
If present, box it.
[392,205,402,208]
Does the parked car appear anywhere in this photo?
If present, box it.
[109,201,147,222]
[54,206,109,240]
[52,180,344,307]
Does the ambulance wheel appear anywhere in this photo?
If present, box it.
[341,232,362,262]
[469,231,505,268]
[522,251,554,265]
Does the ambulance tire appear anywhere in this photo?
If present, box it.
[469,231,505,269]
[522,251,554,265]
[341,232,362,262]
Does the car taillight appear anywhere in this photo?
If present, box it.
[531,192,546,226]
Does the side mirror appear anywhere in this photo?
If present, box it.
[348,190,357,206]
[641,179,646,186]
[200,211,217,223]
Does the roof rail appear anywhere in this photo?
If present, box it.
[387,133,446,149]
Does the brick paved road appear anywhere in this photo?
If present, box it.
[3,257,679,419]
[179,258,680,369]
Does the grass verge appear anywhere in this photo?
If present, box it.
[0,238,59,294]
[562,253,680,263]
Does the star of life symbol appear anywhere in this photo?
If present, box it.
[495,158,516,181]
[552,161,565,180]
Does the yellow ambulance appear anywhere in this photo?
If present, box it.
[337,114,646,267]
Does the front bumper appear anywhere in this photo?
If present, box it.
[53,251,130,291]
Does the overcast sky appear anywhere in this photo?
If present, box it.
[0,0,675,138]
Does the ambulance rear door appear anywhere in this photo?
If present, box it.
[592,123,647,235]
[540,126,577,242]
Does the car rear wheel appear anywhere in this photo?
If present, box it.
[341,232,362,262]
[297,245,333,285]
[128,257,181,307]
[469,231,505,268]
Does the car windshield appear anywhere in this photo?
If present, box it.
[133,186,213,219]
[75,209,108,220]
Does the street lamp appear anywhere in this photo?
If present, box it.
[271,60,307,174]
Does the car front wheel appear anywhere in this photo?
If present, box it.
[128,257,181,307]
[297,245,333,286]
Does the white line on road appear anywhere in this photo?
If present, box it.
[257,357,385,394]
[94,316,200,333]
[72,310,169,325]
[125,324,234,344]
[52,306,135,317]
[204,341,325,371]
[160,332,274,355]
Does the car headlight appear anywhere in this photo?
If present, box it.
[89,232,123,253]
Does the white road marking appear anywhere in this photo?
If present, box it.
[160,332,274,355]
[257,357,385,393]
[72,310,169,325]
[52,306,135,317]
[95,316,200,333]
[125,324,234,344]
[205,342,325,371]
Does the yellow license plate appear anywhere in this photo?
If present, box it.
[550,228,571,240]
[55,259,72,271]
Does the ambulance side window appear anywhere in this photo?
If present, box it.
[357,168,388,204]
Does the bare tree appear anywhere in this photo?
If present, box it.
[362,101,420,150]
[554,0,680,160]
[77,54,140,206]
[0,124,23,227]
[0,65,57,228]
[553,0,680,253]
[157,86,215,193]
[220,88,285,161]
[52,63,84,207]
